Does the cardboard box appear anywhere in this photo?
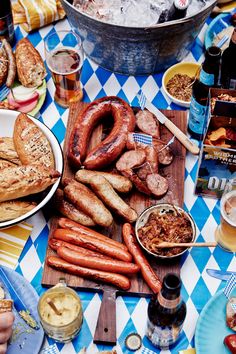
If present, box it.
[195,88,236,198]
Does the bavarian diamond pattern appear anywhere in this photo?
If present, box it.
[11,15,235,354]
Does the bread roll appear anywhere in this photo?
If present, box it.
[13,113,55,169]
[0,159,16,170]
[0,200,37,222]
[0,299,13,313]
[0,45,8,86]
[15,38,46,87]
[0,164,60,202]
[0,137,21,165]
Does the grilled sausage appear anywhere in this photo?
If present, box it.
[63,179,113,227]
[153,139,174,166]
[137,146,158,180]
[88,175,138,223]
[57,246,140,275]
[47,256,131,290]
[135,110,160,138]
[121,169,151,196]
[54,228,132,262]
[58,217,128,252]
[122,223,162,293]
[75,169,132,193]
[146,173,168,197]
[69,96,136,169]
[2,39,16,88]
[116,149,146,172]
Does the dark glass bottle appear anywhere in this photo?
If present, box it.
[146,273,186,350]
[158,0,189,23]
[0,0,14,45]
[221,28,236,90]
[188,46,221,140]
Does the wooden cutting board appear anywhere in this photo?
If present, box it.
[42,101,187,345]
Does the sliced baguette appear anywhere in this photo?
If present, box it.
[0,200,37,221]
[0,137,21,165]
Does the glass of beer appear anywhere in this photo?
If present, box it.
[215,179,236,252]
[44,30,84,108]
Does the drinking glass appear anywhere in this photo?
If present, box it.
[44,30,84,108]
[215,179,236,252]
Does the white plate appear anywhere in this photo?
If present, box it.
[0,109,63,228]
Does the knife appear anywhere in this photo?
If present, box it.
[143,99,200,155]
[0,267,40,330]
[206,268,236,281]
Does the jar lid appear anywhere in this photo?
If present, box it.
[125,333,142,351]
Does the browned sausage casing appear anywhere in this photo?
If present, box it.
[54,228,132,262]
[122,223,162,293]
[57,246,140,274]
[47,256,131,290]
[58,217,128,252]
[69,96,136,169]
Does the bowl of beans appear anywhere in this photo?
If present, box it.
[135,203,196,259]
[162,62,201,108]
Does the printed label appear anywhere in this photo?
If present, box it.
[146,318,183,349]
[200,69,214,86]
[188,97,208,135]
[158,292,180,309]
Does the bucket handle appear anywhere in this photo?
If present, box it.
[146,17,193,30]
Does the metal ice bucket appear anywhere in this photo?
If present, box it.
[61,0,217,75]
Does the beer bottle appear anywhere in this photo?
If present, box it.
[0,0,15,45]
[146,273,186,350]
[158,0,189,23]
[221,28,236,90]
[188,46,221,140]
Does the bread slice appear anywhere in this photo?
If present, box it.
[0,299,13,313]
[0,164,60,202]
[0,159,16,170]
[13,113,55,169]
[0,200,37,221]
[0,137,21,165]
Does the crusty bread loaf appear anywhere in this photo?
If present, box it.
[0,164,60,202]
[0,159,16,170]
[13,113,55,169]
[0,200,37,222]
[15,38,46,87]
[0,299,13,313]
[0,137,21,165]
[0,46,8,86]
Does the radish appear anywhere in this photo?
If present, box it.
[7,92,21,109]
[18,99,38,113]
[13,91,39,104]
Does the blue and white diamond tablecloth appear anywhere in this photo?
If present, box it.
[11,14,236,354]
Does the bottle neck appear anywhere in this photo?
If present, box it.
[230,29,236,46]
[158,289,181,309]
[168,0,189,20]
[1,0,12,17]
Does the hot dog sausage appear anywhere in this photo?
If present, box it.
[54,228,132,262]
[75,169,132,193]
[57,246,140,275]
[122,223,162,293]
[69,96,135,169]
[63,179,113,227]
[2,39,16,88]
[47,256,131,290]
[88,175,138,223]
[58,217,128,252]
[135,110,160,138]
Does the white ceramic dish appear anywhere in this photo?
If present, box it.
[135,203,196,259]
[162,62,201,108]
[0,109,63,228]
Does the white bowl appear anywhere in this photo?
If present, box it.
[162,62,201,108]
[0,109,63,228]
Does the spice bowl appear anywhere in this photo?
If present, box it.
[162,62,201,108]
[135,203,196,259]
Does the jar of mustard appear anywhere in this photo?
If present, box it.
[38,280,83,343]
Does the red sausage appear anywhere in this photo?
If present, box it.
[54,228,132,263]
[47,256,131,291]
[58,217,128,252]
[57,246,140,275]
[122,223,162,293]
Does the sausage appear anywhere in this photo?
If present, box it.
[69,96,136,169]
[47,256,131,290]
[122,169,151,196]
[88,175,138,223]
[63,179,113,227]
[57,246,140,274]
[54,228,132,262]
[75,169,132,193]
[135,110,160,138]
[2,39,16,87]
[146,173,169,197]
[137,146,158,180]
[58,217,128,252]
[153,139,174,166]
[54,189,96,226]
[122,223,162,293]
[116,150,146,172]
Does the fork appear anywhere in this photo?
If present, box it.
[137,91,200,155]
[0,84,10,101]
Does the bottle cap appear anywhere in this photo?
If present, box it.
[174,0,189,10]
[125,333,142,351]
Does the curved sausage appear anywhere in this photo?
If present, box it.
[122,223,162,293]
[116,149,146,172]
[135,110,160,138]
[2,39,16,88]
[69,96,136,169]
[88,175,138,223]
[58,217,128,252]
[75,169,132,193]
[146,173,169,197]
[64,179,113,227]
[137,146,158,181]
[47,256,131,291]
[122,169,151,196]
[54,228,132,262]
[57,246,140,274]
